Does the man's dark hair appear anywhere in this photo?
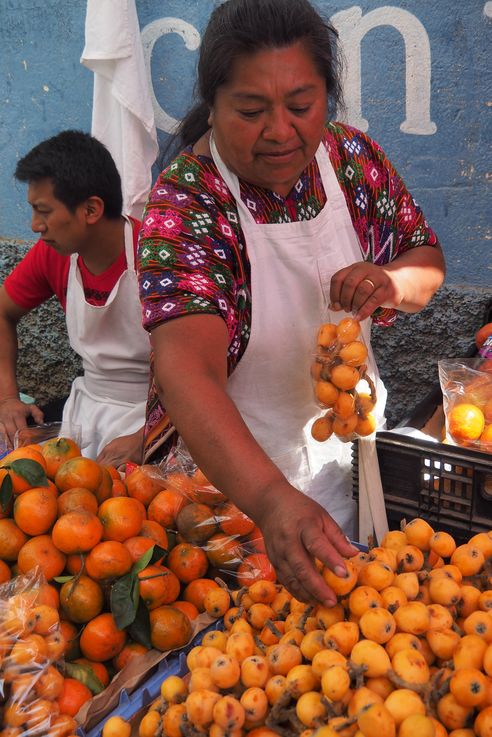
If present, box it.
[174,0,342,155]
[15,130,123,219]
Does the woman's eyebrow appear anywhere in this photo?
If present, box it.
[230,84,318,102]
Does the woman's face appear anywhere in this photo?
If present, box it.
[210,42,328,197]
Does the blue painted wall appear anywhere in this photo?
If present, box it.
[1,1,491,287]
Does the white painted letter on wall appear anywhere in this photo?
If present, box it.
[332,6,437,135]
[141,18,200,134]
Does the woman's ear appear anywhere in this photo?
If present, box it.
[85,196,105,224]
[207,108,214,127]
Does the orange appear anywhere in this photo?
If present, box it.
[60,575,104,624]
[237,554,276,588]
[98,496,146,542]
[167,542,209,583]
[56,677,92,717]
[41,437,81,480]
[13,487,58,535]
[149,605,193,651]
[79,612,127,662]
[85,540,133,580]
[94,466,113,504]
[126,466,166,506]
[448,403,485,443]
[55,456,103,493]
[138,564,180,609]
[59,619,81,660]
[140,519,169,547]
[52,511,103,554]
[218,500,255,537]
[73,657,110,687]
[0,448,48,494]
[147,488,189,528]
[204,533,243,569]
[176,502,218,544]
[164,471,195,497]
[246,526,267,555]
[0,518,28,561]
[172,600,199,621]
[57,488,99,516]
[112,641,149,671]
[37,582,60,609]
[66,554,85,576]
[183,578,220,612]
[124,535,156,563]
[17,534,66,580]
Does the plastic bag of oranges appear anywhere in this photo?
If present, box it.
[310,315,378,443]
[156,441,275,587]
[439,358,492,453]
[0,567,87,735]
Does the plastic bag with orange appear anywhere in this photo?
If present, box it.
[310,313,378,443]
[153,440,276,589]
[0,567,89,735]
[438,358,492,453]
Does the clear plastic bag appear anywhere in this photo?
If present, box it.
[0,568,79,735]
[14,421,82,450]
[438,358,492,452]
[310,314,378,442]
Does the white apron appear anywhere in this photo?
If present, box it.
[210,136,387,539]
[63,218,150,459]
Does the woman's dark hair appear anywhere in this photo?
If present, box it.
[15,130,123,219]
[171,0,342,158]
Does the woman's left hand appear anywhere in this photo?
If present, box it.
[329,262,401,321]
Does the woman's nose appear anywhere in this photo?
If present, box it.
[263,108,294,142]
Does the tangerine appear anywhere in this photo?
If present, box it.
[79,612,127,662]
[167,542,209,583]
[123,535,156,562]
[13,487,58,535]
[52,511,103,554]
[138,564,180,609]
[184,578,220,612]
[217,500,255,537]
[55,457,102,493]
[140,519,169,547]
[237,554,276,588]
[176,502,218,544]
[85,540,133,580]
[126,466,166,506]
[17,534,66,580]
[113,641,149,671]
[147,488,188,528]
[98,496,146,542]
[41,437,81,480]
[57,488,98,516]
[149,605,193,651]
[56,678,92,717]
[0,518,28,561]
[60,575,104,624]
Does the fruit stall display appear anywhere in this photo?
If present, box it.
[0,439,271,734]
[99,519,492,737]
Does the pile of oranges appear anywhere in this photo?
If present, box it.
[310,318,377,443]
[128,518,492,737]
[0,438,275,730]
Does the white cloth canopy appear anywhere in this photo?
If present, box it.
[81,0,158,219]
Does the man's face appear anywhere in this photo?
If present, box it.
[27,179,88,255]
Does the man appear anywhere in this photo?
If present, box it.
[0,130,150,466]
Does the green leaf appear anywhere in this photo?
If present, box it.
[128,599,152,649]
[53,575,75,584]
[64,662,104,695]
[10,459,48,487]
[132,545,156,575]
[0,474,13,512]
[111,571,138,630]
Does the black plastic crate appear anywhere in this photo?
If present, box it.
[353,300,492,544]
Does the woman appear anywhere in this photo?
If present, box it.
[137,0,445,605]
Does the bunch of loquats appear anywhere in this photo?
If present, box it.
[310,318,377,443]
[122,517,492,737]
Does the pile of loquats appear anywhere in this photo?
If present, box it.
[310,318,377,443]
[118,517,492,737]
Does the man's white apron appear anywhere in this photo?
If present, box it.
[62,218,150,459]
[211,136,387,538]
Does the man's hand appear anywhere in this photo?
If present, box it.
[96,427,144,469]
[0,397,44,448]
[254,480,359,606]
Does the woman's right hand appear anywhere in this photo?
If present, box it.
[254,479,359,606]
[0,397,44,448]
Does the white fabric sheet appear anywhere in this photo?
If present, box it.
[81,0,158,219]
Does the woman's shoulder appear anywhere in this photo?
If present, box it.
[322,121,386,163]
